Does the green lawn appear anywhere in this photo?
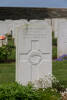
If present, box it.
[8,35,16,61]
[53,60,67,88]
[0,63,15,84]
[0,61,67,88]
[7,35,14,46]
[52,46,57,59]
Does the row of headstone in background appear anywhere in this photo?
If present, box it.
[0,18,58,37]
[14,18,67,59]
[0,19,24,35]
[57,19,67,58]
[0,19,27,46]
[0,20,13,35]
[0,18,61,38]
[52,18,63,38]
[16,20,52,86]
[0,18,67,86]
[0,18,67,58]
[52,18,67,58]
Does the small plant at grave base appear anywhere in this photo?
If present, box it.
[33,74,52,89]
[0,82,61,100]
[32,75,65,93]
[56,54,67,61]
[0,45,11,62]
[52,76,66,92]
[0,45,15,62]
[62,55,67,60]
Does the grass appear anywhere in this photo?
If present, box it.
[8,48,16,61]
[53,60,67,88]
[8,35,16,61]
[7,35,14,46]
[0,61,67,88]
[52,46,57,59]
[52,37,67,87]
[0,63,15,84]
[0,35,15,84]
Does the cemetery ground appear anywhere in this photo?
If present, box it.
[0,33,67,99]
[0,61,67,99]
[0,63,15,84]
[0,61,67,87]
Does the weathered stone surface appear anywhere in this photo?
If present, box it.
[57,18,67,57]
[0,21,9,34]
[52,18,59,38]
[5,20,14,35]
[12,20,27,45]
[16,20,52,85]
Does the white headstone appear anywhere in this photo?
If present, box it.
[12,20,27,45]
[52,18,59,38]
[5,20,14,35]
[0,21,9,35]
[12,20,23,38]
[57,18,67,58]
[45,19,52,25]
[16,20,52,85]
